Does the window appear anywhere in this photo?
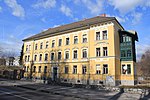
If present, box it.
[96,32,100,40]
[103,47,108,56]
[34,55,37,61]
[58,52,61,60]
[46,41,49,48]
[73,65,77,74]
[96,64,101,74]
[27,66,29,72]
[123,35,126,42]
[74,36,78,44]
[25,56,27,62]
[127,64,131,74]
[58,39,62,46]
[122,64,126,74]
[82,34,87,43]
[102,30,107,40]
[39,54,42,61]
[44,66,47,73]
[103,64,108,74]
[52,40,55,47]
[29,45,31,51]
[26,45,28,51]
[24,66,26,72]
[121,50,126,57]
[66,37,69,45]
[64,66,68,74]
[65,51,69,59]
[82,49,87,58]
[38,66,41,73]
[82,65,87,74]
[127,37,131,42]
[127,50,131,57]
[27,55,30,61]
[96,48,100,57]
[35,44,37,50]
[51,53,54,60]
[33,66,36,73]
[40,42,43,49]
[45,53,48,61]
[73,50,77,59]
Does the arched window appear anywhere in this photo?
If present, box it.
[35,44,38,50]
[39,54,42,61]
[46,41,49,48]
[82,49,87,58]
[45,53,48,61]
[40,42,43,49]
[73,50,77,59]
[33,66,36,73]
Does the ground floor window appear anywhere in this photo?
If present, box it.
[64,66,68,74]
[122,64,131,74]
[127,64,131,74]
[44,66,47,73]
[73,65,77,74]
[103,64,108,74]
[96,64,101,74]
[82,65,87,74]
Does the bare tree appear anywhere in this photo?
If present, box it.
[137,49,150,76]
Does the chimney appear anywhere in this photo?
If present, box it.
[100,13,106,17]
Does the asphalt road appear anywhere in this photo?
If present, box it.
[0,78,149,100]
[0,86,83,100]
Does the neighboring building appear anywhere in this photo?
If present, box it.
[6,57,20,66]
[0,58,6,66]
[22,15,138,86]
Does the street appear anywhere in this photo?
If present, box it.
[0,86,85,100]
[0,78,149,100]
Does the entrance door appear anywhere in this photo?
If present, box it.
[53,67,57,81]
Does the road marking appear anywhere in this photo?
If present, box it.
[0,90,31,100]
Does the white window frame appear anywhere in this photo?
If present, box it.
[64,50,70,60]
[72,49,78,59]
[39,54,42,61]
[45,41,49,49]
[74,36,78,44]
[96,64,101,74]
[51,52,55,60]
[58,38,62,46]
[44,53,48,61]
[102,30,108,40]
[52,40,55,47]
[81,48,88,58]
[82,34,88,43]
[58,51,62,60]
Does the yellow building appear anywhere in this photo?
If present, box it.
[23,16,138,86]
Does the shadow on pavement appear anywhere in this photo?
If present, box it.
[109,90,124,100]
[139,89,150,100]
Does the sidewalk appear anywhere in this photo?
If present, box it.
[17,83,150,100]
[0,78,37,86]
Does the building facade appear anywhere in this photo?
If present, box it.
[23,16,138,86]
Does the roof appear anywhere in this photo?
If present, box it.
[119,30,138,41]
[23,16,123,41]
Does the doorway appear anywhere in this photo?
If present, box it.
[53,67,58,81]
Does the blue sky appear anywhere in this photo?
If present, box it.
[0,0,150,60]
